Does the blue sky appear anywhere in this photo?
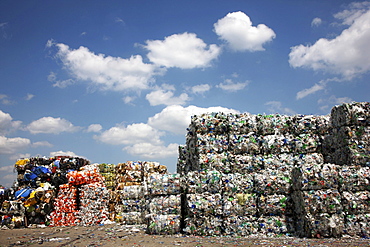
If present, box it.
[1,0,369,187]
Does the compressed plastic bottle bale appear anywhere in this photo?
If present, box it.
[300,213,344,238]
[116,170,143,183]
[143,161,168,176]
[339,166,370,191]
[331,102,370,128]
[291,115,330,136]
[222,193,257,216]
[258,215,294,236]
[147,194,181,215]
[146,174,181,195]
[342,191,370,214]
[343,213,370,237]
[292,163,339,191]
[263,153,296,171]
[176,145,188,174]
[115,199,144,213]
[229,133,260,155]
[231,154,264,174]
[98,163,116,173]
[329,146,370,166]
[259,134,295,154]
[116,185,146,199]
[258,194,293,217]
[228,112,258,134]
[116,211,143,224]
[291,133,322,154]
[254,169,292,195]
[295,153,324,166]
[185,193,223,216]
[146,214,181,235]
[198,152,232,173]
[297,189,342,215]
[190,112,229,134]
[185,170,222,194]
[196,133,229,154]
[183,214,223,236]
[223,215,259,236]
[222,173,254,194]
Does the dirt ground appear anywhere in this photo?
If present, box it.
[1,224,370,247]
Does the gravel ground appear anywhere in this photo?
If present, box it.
[1,224,370,247]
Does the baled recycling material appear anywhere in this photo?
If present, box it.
[1,101,370,238]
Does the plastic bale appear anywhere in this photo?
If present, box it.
[258,194,293,217]
[292,163,339,191]
[228,113,258,135]
[222,193,257,216]
[146,214,181,235]
[258,215,295,237]
[196,133,229,154]
[116,211,143,224]
[221,173,254,194]
[262,153,296,171]
[198,152,232,173]
[185,170,222,194]
[291,115,330,136]
[183,214,223,236]
[260,134,296,154]
[330,102,370,128]
[230,154,264,174]
[146,174,181,195]
[191,112,229,134]
[115,199,144,213]
[255,114,291,136]
[116,185,146,199]
[185,193,223,216]
[343,213,370,237]
[147,194,181,215]
[294,189,342,215]
[223,215,259,236]
[339,166,370,191]
[254,169,293,195]
[229,133,260,155]
[303,213,344,238]
[341,191,370,214]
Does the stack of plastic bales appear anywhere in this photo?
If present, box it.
[99,163,116,190]
[325,102,370,237]
[113,161,146,224]
[291,161,343,238]
[48,163,109,226]
[145,172,181,234]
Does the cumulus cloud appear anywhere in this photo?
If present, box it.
[0,110,22,135]
[124,142,178,159]
[265,101,296,115]
[50,42,159,92]
[27,117,80,134]
[289,3,370,79]
[32,141,53,147]
[217,78,249,92]
[87,124,102,133]
[0,136,31,154]
[146,88,189,106]
[148,105,239,135]
[311,17,322,27]
[50,150,79,157]
[214,11,276,52]
[145,32,221,69]
[190,84,211,94]
[95,123,164,146]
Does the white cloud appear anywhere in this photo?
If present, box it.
[27,117,80,134]
[95,123,164,146]
[146,88,189,106]
[0,110,22,135]
[123,96,136,104]
[311,17,322,27]
[214,11,276,52]
[289,4,370,79]
[124,142,178,159]
[51,42,159,92]
[32,141,53,147]
[0,136,31,154]
[87,124,102,133]
[265,101,296,115]
[318,95,353,112]
[25,93,35,101]
[145,32,221,69]
[50,150,79,157]
[0,94,15,105]
[148,105,239,135]
[191,84,211,94]
[217,78,249,92]
[296,83,326,100]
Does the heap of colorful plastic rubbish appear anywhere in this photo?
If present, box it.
[177,101,369,238]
